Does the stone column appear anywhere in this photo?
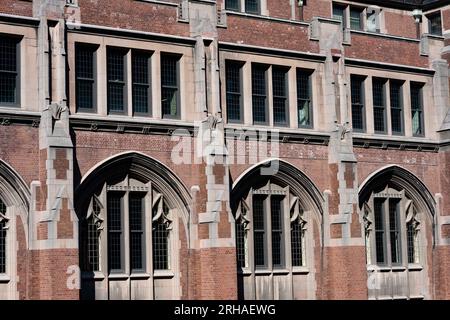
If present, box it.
[29,0,79,300]
[187,0,237,300]
[311,17,368,299]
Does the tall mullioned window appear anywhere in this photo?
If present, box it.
[76,44,96,111]
[427,12,442,36]
[161,54,180,119]
[390,81,404,135]
[272,67,288,126]
[252,64,268,124]
[410,82,424,136]
[107,48,127,113]
[107,192,124,272]
[373,78,386,133]
[226,61,243,123]
[297,69,312,128]
[129,193,145,272]
[351,75,365,132]
[0,35,19,106]
[350,7,363,30]
[132,50,151,115]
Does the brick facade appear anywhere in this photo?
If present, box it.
[0,0,449,300]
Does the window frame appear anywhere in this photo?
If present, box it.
[366,188,420,268]
[251,63,269,125]
[389,80,404,136]
[75,42,98,113]
[296,68,313,129]
[245,0,261,15]
[410,82,425,137]
[0,33,21,108]
[106,47,129,115]
[271,66,290,127]
[225,60,244,124]
[350,75,366,133]
[427,11,442,36]
[160,53,181,120]
[131,49,153,117]
[372,77,387,134]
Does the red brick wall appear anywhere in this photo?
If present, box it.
[0,126,39,186]
[345,33,429,68]
[433,246,450,299]
[355,148,440,195]
[78,0,189,37]
[323,246,368,299]
[0,0,33,17]
[29,249,79,300]
[267,0,292,20]
[218,15,320,53]
[303,0,331,21]
[384,11,417,39]
[198,247,237,300]
[439,150,450,216]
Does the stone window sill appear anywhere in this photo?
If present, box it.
[0,274,10,283]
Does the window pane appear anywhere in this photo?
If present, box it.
[350,8,362,30]
[86,200,101,272]
[0,199,6,274]
[252,65,267,124]
[132,51,150,114]
[374,198,386,264]
[271,196,284,267]
[390,81,403,134]
[389,199,401,264]
[407,220,415,264]
[0,36,18,104]
[333,4,345,29]
[253,196,265,267]
[236,221,246,268]
[428,13,442,36]
[129,193,145,272]
[161,55,179,118]
[272,67,288,126]
[245,0,260,14]
[411,83,424,136]
[373,79,386,132]
[152,202,170,270]
[226,62,242,122]
[351,76,365,131]
[225,0,240,11]
[76,45,95,110]
[297,69,312,127]
[107,193,123,272]
[291,221,303,267]
[107,49,126,113]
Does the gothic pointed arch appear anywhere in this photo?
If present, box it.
[231,158,323,300]
[358,165,435,300]
[75,151,191,230]
[231,159,324,218]
[0,160,30,299]
[359,165,435,218]
[75,151,191,300]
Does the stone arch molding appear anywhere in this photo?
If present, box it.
[75,151,192,236]
[231,158,325,221]
[359,164,436,220]
[0,160,30,246]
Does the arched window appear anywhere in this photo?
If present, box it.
[0,199,8,274]
[232,161,323,301]
[82,180,173,275]
[236,182,307,270]
[364,186,420,267]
